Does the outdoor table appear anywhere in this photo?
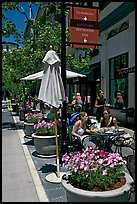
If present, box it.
[87,128,126,152]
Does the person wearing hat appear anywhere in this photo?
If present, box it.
[76,93,83,108]
[76,93,82,101]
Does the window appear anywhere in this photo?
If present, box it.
[109,53,128,109]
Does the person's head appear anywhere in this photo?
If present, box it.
[72,96,75,100]
[98,90,104,97]
[67,105,73,114]
[102,107,111,118]
[76,93,80,96]
[74,105,82,112]
[79,112,88,122]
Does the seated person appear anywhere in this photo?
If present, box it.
[47,108,61,133]
[47,108,55,121]
[71,112,95,150]
[69,105,82,126]
[68,105,92,127]
[100,107,118,128]
[66,104,73,125]
[100,107,118,152]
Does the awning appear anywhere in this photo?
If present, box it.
[80,64,100,81]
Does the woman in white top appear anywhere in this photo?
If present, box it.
[71,112,96,150]
[71,112,91,141]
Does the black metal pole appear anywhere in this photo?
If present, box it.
[60,2,68,159]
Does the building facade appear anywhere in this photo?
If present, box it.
[67,2,135,112]
[93,2,135,108]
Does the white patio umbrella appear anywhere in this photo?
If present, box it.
[38,46,65,183]
[20,69,86,80]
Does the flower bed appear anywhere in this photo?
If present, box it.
[25,112,43,123]
[62,147,127,191]
[34,120,55,136]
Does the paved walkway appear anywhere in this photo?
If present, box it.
[2,101,135,202]
[2,108,49,202]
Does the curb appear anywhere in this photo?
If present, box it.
[13,115,49,202]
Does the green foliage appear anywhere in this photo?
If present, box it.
[2,2,91,99]
[66,54,91,73]
[34,120,55,136]
[62,148,127,191]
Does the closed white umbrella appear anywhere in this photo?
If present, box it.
[38,46,65,183]
[38,50,65,108]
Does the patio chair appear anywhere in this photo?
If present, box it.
[113,127,135,156]
[67,125,96,152]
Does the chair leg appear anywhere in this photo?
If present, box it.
[115,146,123,156]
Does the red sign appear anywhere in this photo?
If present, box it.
[69,6,100,48]
[70,7,100,22]
[70,27,99,48]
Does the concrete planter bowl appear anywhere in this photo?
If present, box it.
[61,172,134,202]
[32,133,57,157]
[24,122,34,138]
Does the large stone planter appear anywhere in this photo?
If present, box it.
[61,172,134,202]
[24,122,34,138]
[32,133,57,157]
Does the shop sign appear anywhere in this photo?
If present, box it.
[70,6,100,48]
[118,67,135,74]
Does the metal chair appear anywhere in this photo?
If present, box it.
[67,126,97,152]
[113,128,135,156]
[67,125,83,152]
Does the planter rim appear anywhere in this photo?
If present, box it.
[32,133,57,139]
[61,171,134,197]
[24,122,34,125]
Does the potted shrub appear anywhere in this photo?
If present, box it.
[24,112,43,138]
[18,103,32,120]
[61,147,134,202]
[32,120,57,157]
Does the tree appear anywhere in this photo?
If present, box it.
[2,2,62,98]
[2,2,91,99]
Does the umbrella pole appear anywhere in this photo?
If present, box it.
[54,108,60,178]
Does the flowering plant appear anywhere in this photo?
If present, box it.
[25,112,43,123]
[25,103,31,110]
[34,120,55,136]
[19,105,24,110]
[18,103,31,111]
[62,147,127,191]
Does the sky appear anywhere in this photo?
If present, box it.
[2,2,39,47]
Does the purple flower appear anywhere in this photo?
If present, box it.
[62,147,127,190]
[34,120,55,135]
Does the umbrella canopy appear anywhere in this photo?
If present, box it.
[20,69,86,81]
[38,48,65,180]
[38,49,65,108]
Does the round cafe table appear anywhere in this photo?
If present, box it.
[87,128,125,152]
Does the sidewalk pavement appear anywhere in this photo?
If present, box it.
[2,106,67,202]
[2,108,49,202]
[2,103,135,202]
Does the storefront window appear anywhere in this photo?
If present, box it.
[109,53,128,109]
